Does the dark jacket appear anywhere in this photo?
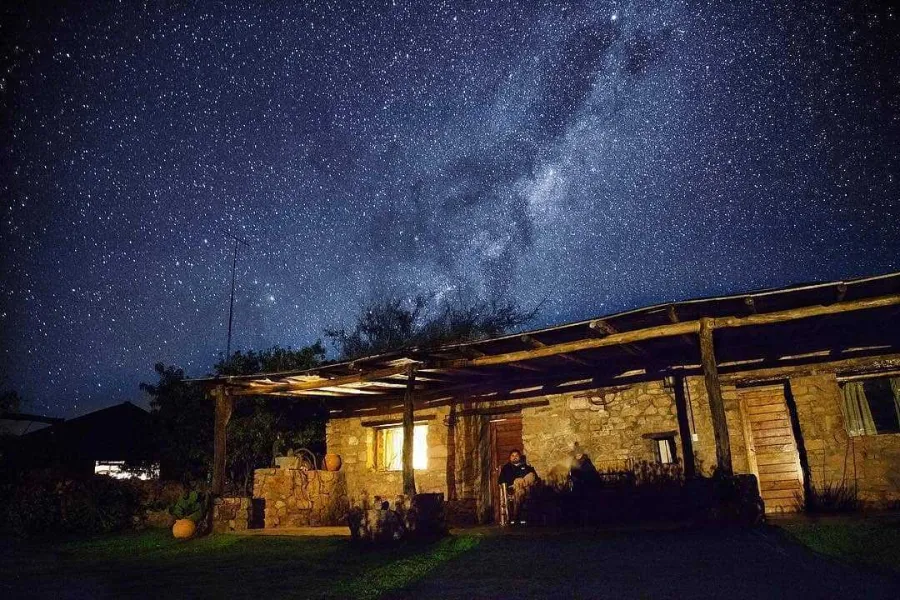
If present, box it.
[570,455,600,491]
[498,461,537,487]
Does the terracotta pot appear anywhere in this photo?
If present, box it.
[323,453,342,472]
[172,518,197,539]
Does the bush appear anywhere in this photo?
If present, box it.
[1,475,143,536]
[799,482,859,513]
[527,462,763,526]
[169,490,208,522]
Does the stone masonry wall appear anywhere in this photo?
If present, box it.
[684,376,751,476]
[326,406,451,505]
[323,369,900,518]
[212,496,251,533]
[790,373,900,506]
[253,467,349,527]
[521,380,684,479]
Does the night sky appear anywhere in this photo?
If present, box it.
[1,1,898,417]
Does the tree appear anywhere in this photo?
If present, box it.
[141,364,211,483]
[143,344,328,492]
[326,294,538,360]
[214,344,327,493]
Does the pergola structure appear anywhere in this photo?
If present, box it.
[196,272,900,498]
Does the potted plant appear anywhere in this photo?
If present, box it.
[169,491,207,539]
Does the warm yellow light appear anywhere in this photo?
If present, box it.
[382,424,428,470]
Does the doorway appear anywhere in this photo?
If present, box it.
[738,384,804,513]
[489,414,523,522]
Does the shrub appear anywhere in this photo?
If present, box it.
[527,462,762,526]
[169,490,208,522]
[799,482,859,513]
[1,475,142,536]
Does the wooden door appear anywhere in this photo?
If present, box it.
[738,385,804,513]
[490,415,523,522]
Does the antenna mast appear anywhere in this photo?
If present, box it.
[225,232,250,360]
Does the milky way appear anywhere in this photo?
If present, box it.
[1,1,898,416]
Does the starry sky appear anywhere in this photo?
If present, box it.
[1,1,898,417]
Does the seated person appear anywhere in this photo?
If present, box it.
[498,449,538,524]
[569,444,600,493]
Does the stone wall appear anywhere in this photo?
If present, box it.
[521,380,685,480]
[326,407,451,505]
[212,496,251,533]
[324,406,491,523]
[323,368,900,519]
[789,373,900,506]
[684,376,751,476]
[253,467,349,527]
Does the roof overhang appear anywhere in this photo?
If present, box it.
[189,272,900,414]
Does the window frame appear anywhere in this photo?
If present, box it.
[839,375,900,437]
[655,437,676,465]
[374,423,429,471]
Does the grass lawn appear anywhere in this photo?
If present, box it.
[0,529,479,600]
[3,523,898,599]
[777,514,900,575]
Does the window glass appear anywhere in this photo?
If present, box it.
[863,378,900,434]
[656,438,675,464]
[378,424,428,470]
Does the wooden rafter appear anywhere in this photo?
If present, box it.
[589,319,646,356]
[465,294,900,368]
[520,334,590,366]
[230,365,410,396]
[666,304,698,347]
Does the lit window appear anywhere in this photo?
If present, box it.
[656,438,675,464]
[377,424,428,471]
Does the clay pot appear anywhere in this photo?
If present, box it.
[323,453,342,472]
[172,518,197,539]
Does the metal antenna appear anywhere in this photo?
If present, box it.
[225,232,250,360]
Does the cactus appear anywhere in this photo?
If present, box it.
[169,490,207,523]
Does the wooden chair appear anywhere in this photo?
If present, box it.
[497,483,510,526]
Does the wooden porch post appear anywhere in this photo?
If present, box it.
[211,384,234,496]
[671,374,696,479]
[402,366,417,497]
[699,318,733,476]
[446,398,458,501]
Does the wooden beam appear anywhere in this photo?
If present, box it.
[671,375,696,479]
[402,366,417,497]
[835,283,848,302]
[473,321,699,366]
[520,334,590,366]
[508,362,546,372]
[231,365,409,395]
[744,297,757,314]
[711,294,900,329]
[318,386,386,395]
[446,398,458,501]
[211,385,234,497]
[454,399,549,417]
[361,414,436,428]
[699,318,732,476]
[589,320,644,356]
[667,305,698,347]
[462,294,900,368]
[722,353,900,385]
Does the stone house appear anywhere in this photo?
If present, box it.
[206,272,900,526]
